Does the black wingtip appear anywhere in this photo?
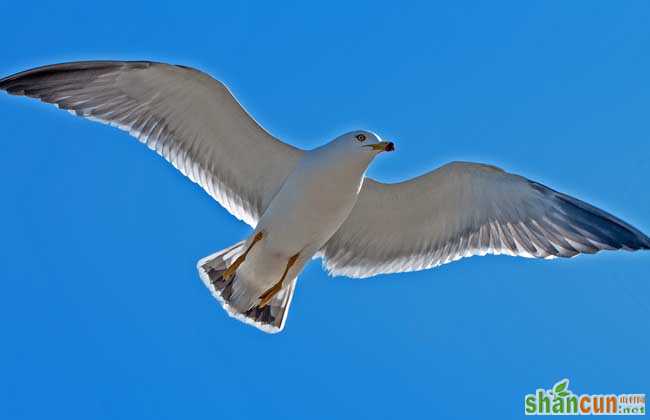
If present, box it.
[560,193,650,252]
[529,180,650,253]
[0,61,153,94]
[639,234,650,250]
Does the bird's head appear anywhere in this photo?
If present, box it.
[329,130,395,157]
[310,131,395,180]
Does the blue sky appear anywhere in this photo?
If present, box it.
[1,1,649,419]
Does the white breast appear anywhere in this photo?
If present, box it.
[255,146,369,257]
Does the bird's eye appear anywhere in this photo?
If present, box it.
[355,134,367,142]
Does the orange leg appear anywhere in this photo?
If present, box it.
[223,231,264,282]
[258,253,300,308]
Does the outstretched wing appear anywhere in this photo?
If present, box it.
[321,161,650,278]
[0,61,303,227]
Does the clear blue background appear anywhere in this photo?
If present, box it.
[1,2,648,419]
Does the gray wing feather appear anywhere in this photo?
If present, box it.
[322,161,650,278]
[0,61,303,226]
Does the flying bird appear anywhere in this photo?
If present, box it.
[1,61,648,333]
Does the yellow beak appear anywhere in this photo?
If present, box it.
[364,141,395,152]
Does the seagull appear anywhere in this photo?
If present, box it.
[1,61,648,333]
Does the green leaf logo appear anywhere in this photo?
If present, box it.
[552,379,570,397]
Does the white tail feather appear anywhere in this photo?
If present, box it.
[197,242,297,333]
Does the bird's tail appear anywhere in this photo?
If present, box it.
[197,241,297,334]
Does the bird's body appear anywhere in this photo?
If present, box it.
[1,60,648,333]
[257,138,371,262]
[204,138,375,325]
